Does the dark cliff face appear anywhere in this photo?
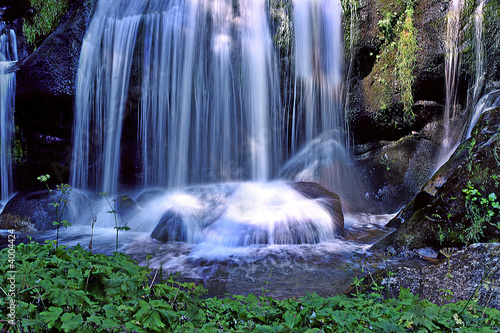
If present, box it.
[13,0,98,190]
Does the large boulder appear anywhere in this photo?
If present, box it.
[373,107,500,252]
[353,118,442,213]
[0,190,69,231]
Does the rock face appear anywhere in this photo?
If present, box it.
[354,119,443,213]
[13,0,98,191]
[371,244,500,310]
[373,107,500,252]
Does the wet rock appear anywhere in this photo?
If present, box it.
[290,181,344,233]
[375,244,500,310]
[0,190,66,231]
[151,211,186,242]
[349,0,449,144]
[373,107,500,252]
[353,119,442,214]
[13,0,98,190]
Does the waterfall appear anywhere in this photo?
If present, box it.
[291,0,344,148]
[466,89,500,139]
[279,0,349,199]
[0,22,17,201]
[437,0,464,168]
[71,0,282,193]
[472,0,486,105]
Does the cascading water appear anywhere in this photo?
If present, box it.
[466,89,500,139]
[437,0,464,169]
[0,22,17,202]
[68,0,358,247]
[472,0,486,106]
[279,0,349,192]
[37,0,391,299]
[71,0,281,193]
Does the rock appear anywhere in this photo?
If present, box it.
[371,244,500,310]
[353,119,442,213]
[13,0,98,190]
[290,181,344,233]
[151,211,186,243]
[349,0,449,144]
[373,107,500,252]
[0,190,67,231]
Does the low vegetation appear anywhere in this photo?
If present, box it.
[1,241,499,332]
[23,0,70,48]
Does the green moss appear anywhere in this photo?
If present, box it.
[23,0,70,48]
[395,7,417,123]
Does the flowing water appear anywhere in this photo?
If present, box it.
[3,0,433,298]
[472,0,486,106]
[71,0,283,193]
[466,89,500,139]
[0,22,17,202]
[438,0,464,168]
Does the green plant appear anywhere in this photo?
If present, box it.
[23,0,70,48]
[462,181,500,245]
[37,174,72,247]
[1,242,500,332]
[100,193,131,253]
[438,247,456,315]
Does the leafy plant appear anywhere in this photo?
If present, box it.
[1,242,500,332]
[462,181,500,245]
[100,193,131,253]
[37,174,72,247]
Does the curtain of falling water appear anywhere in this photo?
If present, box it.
[71,0,282,193]
[0,22,17,201]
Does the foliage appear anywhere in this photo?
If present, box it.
[462,181,500,245]
[99,193,131,253]
[23,0,70,48]
[37,174,72,247]
[1,242,500,332]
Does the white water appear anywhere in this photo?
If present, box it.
[437,0,464,169]
[71,0,348,197]
[472,0,486,105]
[291,0,344,150]
[283,0,351,199]
[71,0,282,193]
[466,89,500,139]
[0,22,17,201]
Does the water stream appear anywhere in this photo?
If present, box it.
[0,22,17,202]
[438,0,464,168]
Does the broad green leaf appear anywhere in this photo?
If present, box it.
[61,313,84,332]
[40,307,63,328]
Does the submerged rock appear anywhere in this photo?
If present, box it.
[150,182,344,245]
